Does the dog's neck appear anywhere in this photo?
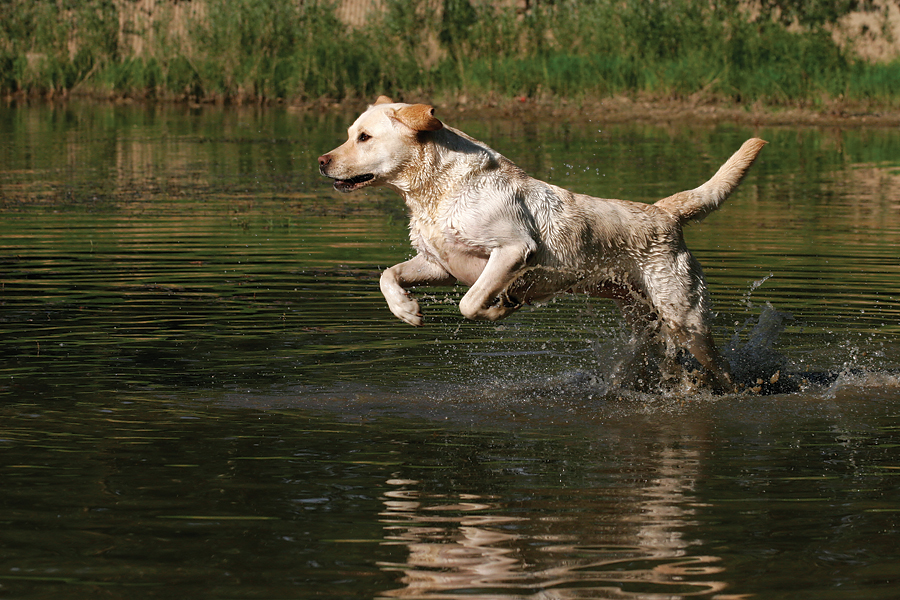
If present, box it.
[388,126,502,218]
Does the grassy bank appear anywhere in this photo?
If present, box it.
[2,0,899,109]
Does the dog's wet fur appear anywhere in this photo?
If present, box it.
[319,96,765,392]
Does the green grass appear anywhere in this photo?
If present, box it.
[1,0,899,108]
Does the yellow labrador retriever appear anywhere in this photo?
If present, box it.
[319,96,765,391]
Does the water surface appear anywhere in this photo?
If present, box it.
[1,102,900,599]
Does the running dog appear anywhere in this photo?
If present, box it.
[319,96,765,391]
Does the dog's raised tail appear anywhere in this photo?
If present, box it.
[654,138,766,225]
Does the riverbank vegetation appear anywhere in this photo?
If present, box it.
[1,0,899,110]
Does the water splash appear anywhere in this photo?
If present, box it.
[823,369,900,400]
[436,275,897,403]
[742,272,774,309]
[595,273,800,396]
[723,302,793,391]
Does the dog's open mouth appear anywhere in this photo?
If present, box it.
[333,173,374,192]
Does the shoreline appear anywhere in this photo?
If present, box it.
[410,95,900,128]
[280,93,900,128]
[6,92,900,128]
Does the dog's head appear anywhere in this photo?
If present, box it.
[318,96,443,192]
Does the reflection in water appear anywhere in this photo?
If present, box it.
[380,483,525,597]
[379,443,727,598]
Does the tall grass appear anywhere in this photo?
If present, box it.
[1,0,899,107]
[0,0,118,95]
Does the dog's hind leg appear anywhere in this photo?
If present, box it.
[676,326,735,392]
[640,258,736,393]
[654,304,735,393]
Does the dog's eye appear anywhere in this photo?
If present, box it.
[357,132,371,143]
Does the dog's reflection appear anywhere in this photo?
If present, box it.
[378,443,730,599]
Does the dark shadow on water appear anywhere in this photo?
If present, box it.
[208,363,900,434]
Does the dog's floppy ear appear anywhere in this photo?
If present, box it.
[374,95,394,105]
[393,104,443,133]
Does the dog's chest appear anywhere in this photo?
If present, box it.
[412,216,489,286]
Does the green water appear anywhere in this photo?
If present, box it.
[1,102,900,599]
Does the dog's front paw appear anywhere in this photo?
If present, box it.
[392,300,424,326]
[384,289,424,326]
[380,271,426,326]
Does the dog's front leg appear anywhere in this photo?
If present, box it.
[380,254,456,326]
[459,245,532,321]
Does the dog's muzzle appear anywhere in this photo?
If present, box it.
[318,153,375,192]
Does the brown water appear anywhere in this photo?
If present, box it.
[1,102,900,599]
